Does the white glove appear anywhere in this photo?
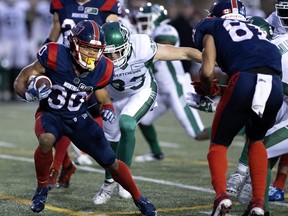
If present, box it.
[186,92,217,113]
[23,79,52,102]
[102,108,116,123]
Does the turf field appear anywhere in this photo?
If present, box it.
[0,102,287,216]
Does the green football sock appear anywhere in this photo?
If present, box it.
[139,123,162,155]
[265,164,272,212]
[117,114,137,167]
[239,140,249,166]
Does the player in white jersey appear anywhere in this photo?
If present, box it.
[92,21,202,204]
[133,3,205,162]
[264,3,288,203]
[0,0,30,100]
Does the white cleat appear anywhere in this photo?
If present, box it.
[226,170,247,194]
[118,184,132,199]
[93,181,117,205]
[134,153,164,162]
[237,174,252,204]
[74,154,93,166]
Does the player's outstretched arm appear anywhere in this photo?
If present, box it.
[153,43,202,63]
[199,35,217,93]
[14,60,46,98]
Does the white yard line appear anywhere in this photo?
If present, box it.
[159,141,180,148]
[0,141,16,148]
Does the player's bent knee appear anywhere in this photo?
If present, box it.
[119,115,137,133]
[105,159,118,173]
[38,133,56,153]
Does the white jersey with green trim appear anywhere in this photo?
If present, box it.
[140,23,205,137]
[107,34,157,100]
[264,23,288,158]
[271,34,288,97]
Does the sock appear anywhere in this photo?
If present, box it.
[273,173,287,190]
[62,151,72,168]
[248,141,267,202]
[273,153,288,190]
[105,141,118,180]
[53,136,70,170]
[139,124,162,155]
[111,160,141,200]
[265,164,272,213]
[207,144,228,196]
[34,147,53,187]
[239,140,249,167]
[117,115,137,167]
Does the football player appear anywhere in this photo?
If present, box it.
[188,15,288,216]
[223,1,288,213]
[193,0,283,215]
[44,0,122,190]
[92,21,203,204]
[14,20,157,216]
[133,2,206,163]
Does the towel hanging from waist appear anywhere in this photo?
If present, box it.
[251,73,273,118]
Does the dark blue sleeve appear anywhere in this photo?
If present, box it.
[37,44,50,68]
[37,43,70,72]
[193,18,217,51]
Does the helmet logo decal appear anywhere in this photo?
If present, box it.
[223,9,232,14]
[73,23,85,35]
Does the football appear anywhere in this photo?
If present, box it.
[28,75,52,90]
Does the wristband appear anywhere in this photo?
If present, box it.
[101,104,114,112]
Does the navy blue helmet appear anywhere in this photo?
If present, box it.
[69,20,106,71]
[209,0,246,20]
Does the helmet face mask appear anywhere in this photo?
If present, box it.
[102,21,131,68]
[136,3,168,35]
[69,20,106,71]
[276,0,288,28]
[209,0,246,20]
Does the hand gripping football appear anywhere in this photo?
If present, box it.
[24,75,52,102]
[29,75,52,91]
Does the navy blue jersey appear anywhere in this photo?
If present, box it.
[37,42,114,117]
[193,18,282,76]
[50,0,121,38]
